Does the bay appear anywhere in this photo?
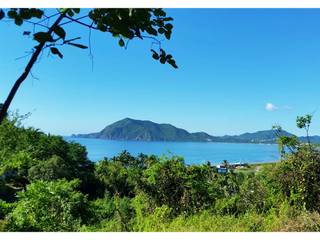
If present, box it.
[65,137,280,165]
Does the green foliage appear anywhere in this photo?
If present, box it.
[296,114,312,130]
[237,176,272,213]
[76,118,216,142]
[95,151,145,198]
[0,199,13,219]
[84,194,134,231]
[5,8,43,26]
[0,114,99,197]
[272,114,320,212]
[1,113,320,231]
[6,179,88,231]
[0,8,177,68]
[275,146,320,211]
[28,155,70,181]
[142,156,187,213]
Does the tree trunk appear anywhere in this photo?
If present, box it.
[0,12,66,124]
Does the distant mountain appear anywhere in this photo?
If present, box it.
[74,118,218,142]
[299,135,320,143]
[72,118,320,143]
[219,130,293,143]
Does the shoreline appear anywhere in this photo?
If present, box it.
[66,136,279,145]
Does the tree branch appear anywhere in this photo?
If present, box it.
[60,15,99,30]
[24,20,49,29]
[0,11,67,124]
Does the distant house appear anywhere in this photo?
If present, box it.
[216,164,228,174]
[230,162,248,169]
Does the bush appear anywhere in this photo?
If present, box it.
[275,146,320,211]
[6,179,89,231]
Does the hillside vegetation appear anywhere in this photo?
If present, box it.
[74,118,217,142]
[74,118,320,143]
[1,114,320,231]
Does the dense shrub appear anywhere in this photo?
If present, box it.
[5,179,89,231]
[1,113,320,231]
[274,146,320,211]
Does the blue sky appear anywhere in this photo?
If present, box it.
[1,8,320,136]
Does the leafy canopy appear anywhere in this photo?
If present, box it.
[0,8,178,68]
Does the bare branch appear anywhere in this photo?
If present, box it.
[14,50,34,61]
[36,12,61,24]
[24,20,50,29]
[88,21,94,71]
[60,15,99,30]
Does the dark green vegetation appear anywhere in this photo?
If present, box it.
[0,8,177,124]
[74,117,320,143]
[1,114,320,231]
[74,118,217,142]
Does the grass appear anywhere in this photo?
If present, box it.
[234,162,277,174]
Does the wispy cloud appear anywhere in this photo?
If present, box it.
[282,105,292,110]
[265,103,278,111]
[265,103,292,112]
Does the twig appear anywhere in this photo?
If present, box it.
[60,15,99,30]
[36,12,61,24]
[24,20,50,29]
[88,21,94,71]
[14,50,34,61]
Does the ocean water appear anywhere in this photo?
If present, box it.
[65,137,280,165]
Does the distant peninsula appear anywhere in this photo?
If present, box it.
[72,118,320,143]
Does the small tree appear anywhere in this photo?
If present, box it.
[0,8,177,124]
[296,114,312,146]
[273,115,320,211]
[272,125,299,158]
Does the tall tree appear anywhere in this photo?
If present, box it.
[0,8,177,124]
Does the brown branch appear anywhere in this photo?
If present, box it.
[0,11,67,124]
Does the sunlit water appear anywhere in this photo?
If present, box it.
[64,137,280,165]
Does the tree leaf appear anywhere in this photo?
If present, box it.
[67,10,74,17]
[164,31,171,40]
[166,54,172,60]
[32,9,44,19]
[73,8,80,14]
[53,26,66,39]
[159,57,166,64]
[118,38,125,47]
[7,10,17,19]
[67,42,88,49]
[146,27,158,36]
[164,23,173,30]
[152,53,159,60]
[0,10,5,20]
[14,17,23,26]
[33,32,53,43]
[19,9,32,20]
[158,27,165,34]
[50,47,63,59]
[167,59,178,69]
[163,17,173,21]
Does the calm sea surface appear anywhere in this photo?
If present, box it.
[65,137,280,165]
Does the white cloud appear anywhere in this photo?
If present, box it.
[265,103,278,111]
[265,103,292,111]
